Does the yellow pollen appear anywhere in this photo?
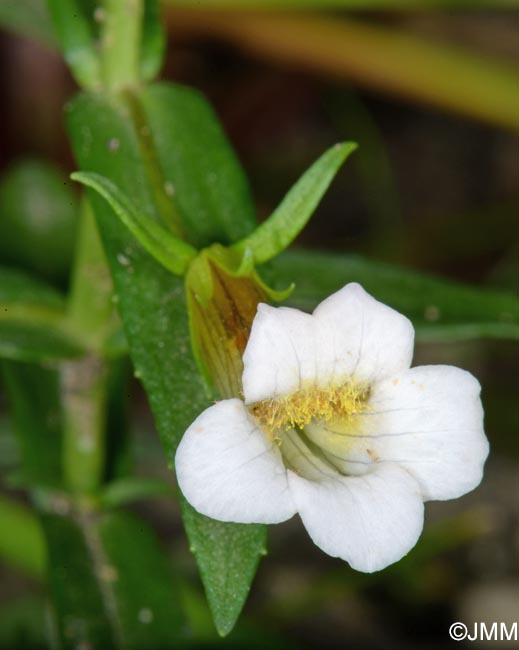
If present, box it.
[250,381,371,435]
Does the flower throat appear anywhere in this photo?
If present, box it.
[250,380,371,435]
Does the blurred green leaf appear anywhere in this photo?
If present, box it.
[71,172,197,275]
[0,0,55,45]
[234,142,356,264]
[0,160,79,282]
[100,477,173,508]
[0,322,84,362]
[0,267,84,362]
[272,249,519,340]
[170,0,519,7]
[0,595,46,649]
[67,87,266,634]
[170,10,519,132]
[326,90,403,257]
[1,0,517,53]
[47,0,101,89]
[140,0,166,80]
[42,508,185,649]
[2,361,63,487]
[98,511,185,646]
[46,0,165,90]
[0,266,64,311]
[0,494,46,579]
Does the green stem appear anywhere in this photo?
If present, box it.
[67,200,116,351]
[61,356,109,494]
[62,202,114,494]
[101,0,144,90]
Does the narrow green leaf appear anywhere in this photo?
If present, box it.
[0,494,46,579]
[0,322,84,362]
[67,87,266,634]
[181,500,267,637]
[0,266,64,312]
[137,83,259,247]
[47,0,101,89]
[234,142,357,264]
[271,249,519,341]
[0,595,46,649]
[140,0,165,81]
[100,477,173,508]
[97,510,186,647]
[42,508,185,649]
[169,11,519,132]
[169,0,519,7]
[2,361,63,487]
[0,267,84,362]
[71,171,197,275]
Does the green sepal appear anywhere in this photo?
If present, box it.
[233,142,357,265]
[71,172,197,276]
[188,243,294,307]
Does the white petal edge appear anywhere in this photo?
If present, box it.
[288,462,424,573]
[354,365,489,501]
[175,399,296,524]
[243,283,415,404]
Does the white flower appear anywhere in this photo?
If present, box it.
[176,283,489,572]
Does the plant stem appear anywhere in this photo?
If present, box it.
[67,200,116,351]
[61,356,109,494]
[62,202,114,494]
[101,0,143,90]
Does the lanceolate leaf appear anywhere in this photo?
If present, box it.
[140,0,166,81]
[67,86,266,634]
[71,171,197,275]
[234,142,357,264]
[181,501,268,637]
[137,83,259,247]
[272,248,519,341]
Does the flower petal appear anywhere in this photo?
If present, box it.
[242,303,316,403]
[313,283,414,384]
[349,365,489,500]
[288,462,424,572]
[242,283,414,404]
[175,399,296,523]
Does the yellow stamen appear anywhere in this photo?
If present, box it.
[250,380,371,435]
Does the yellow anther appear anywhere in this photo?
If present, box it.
[250,380,371,435]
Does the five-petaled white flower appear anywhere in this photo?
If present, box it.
[176,283,489,572]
